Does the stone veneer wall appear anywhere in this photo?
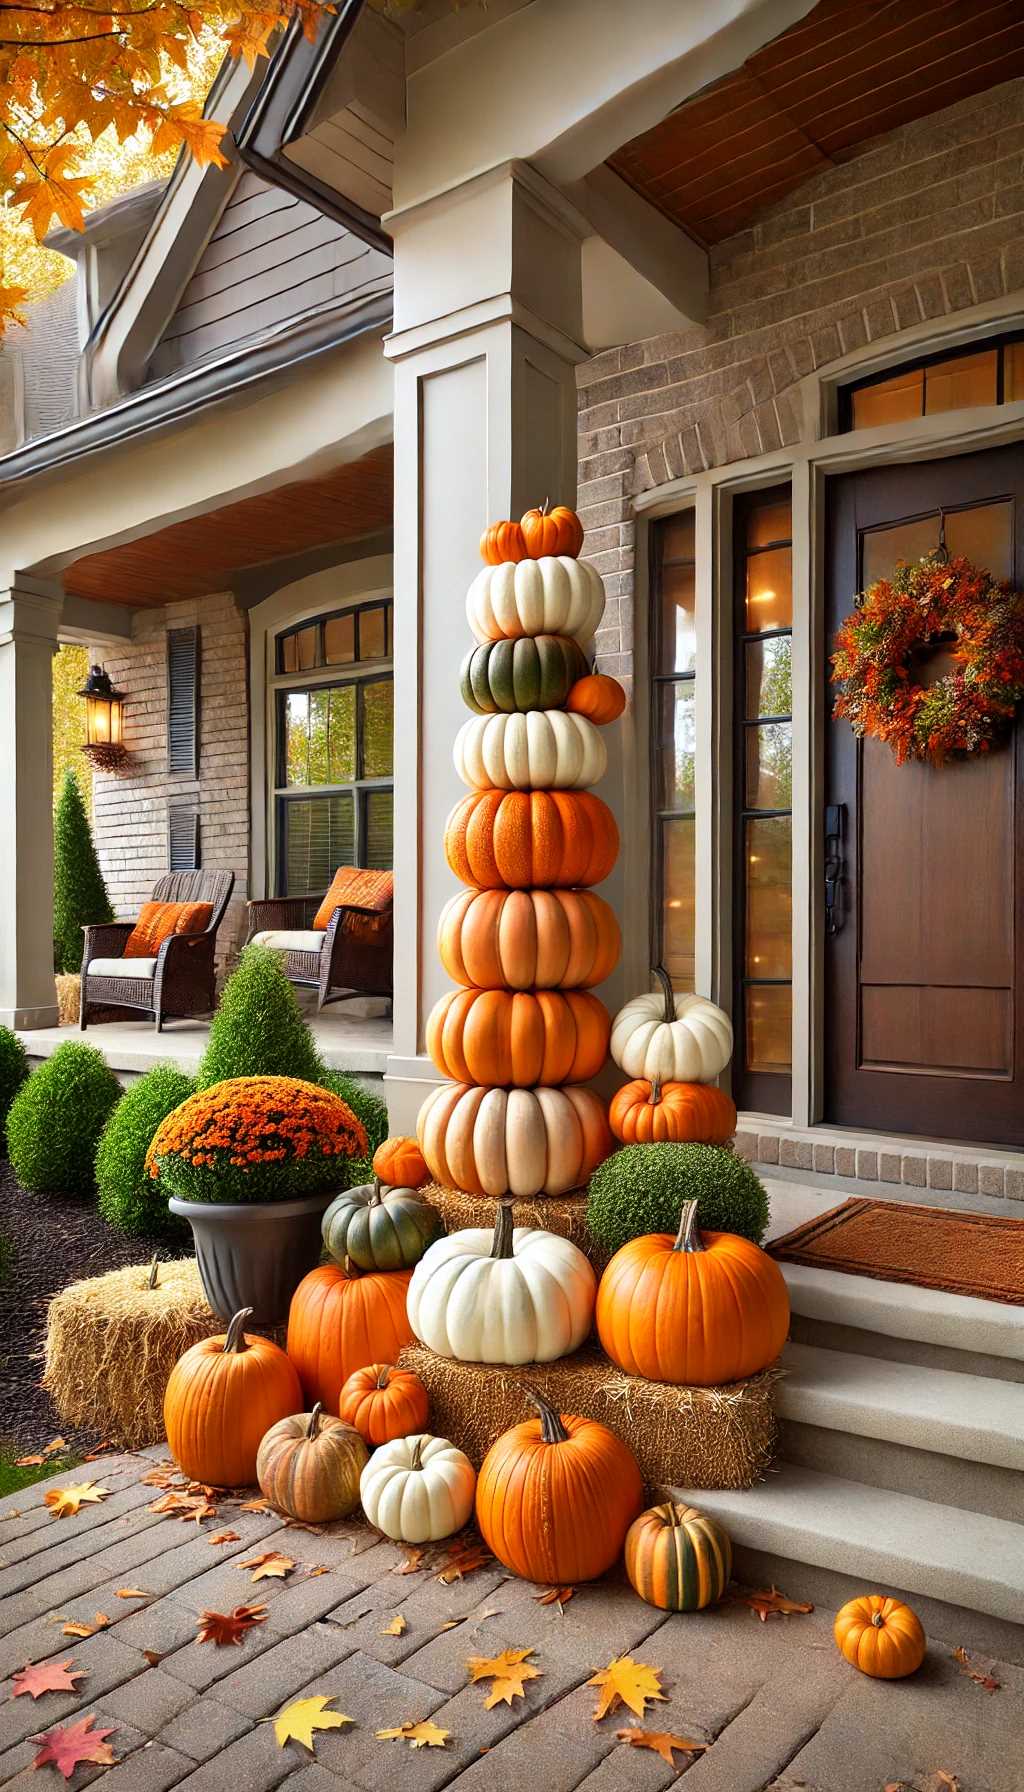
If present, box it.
[90,591,249,970]
[578,77,1024,684]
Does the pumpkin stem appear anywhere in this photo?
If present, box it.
[525,1388,570,1446]
[375,1365,392,1389]
[653,964,676,1024]
[410,1435,425,1472]
[672,1201,704,1255]
[490,1200,515,1260]
[369,1178,384,1207]
[306,1402,323,1441]
[343,1254,363,1280]
[147,1253,160,1289]
[540,497,549,515]
[654,1500,681,1527]
[871,1612,886,1628]
[649,1078,662,1107]
[223,1308,252,1353]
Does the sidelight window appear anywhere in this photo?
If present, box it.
[650,510,697,989]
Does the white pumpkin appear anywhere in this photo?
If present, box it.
[407,1202,596,1365]
[454,711,606,792]
[417,1081,612,1198]
[611,968,734,1082]
[359,1432,476,1543]
[466,555,605,645]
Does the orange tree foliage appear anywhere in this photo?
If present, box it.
[0,2,334,331]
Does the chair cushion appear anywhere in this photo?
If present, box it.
[313,868,393,930]
[124,900,213,958]
[88,956,157,980]
[251,930,325,954]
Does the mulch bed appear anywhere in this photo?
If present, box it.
[0,1158,184,1455]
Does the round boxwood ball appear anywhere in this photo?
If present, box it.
[6,1041,121,1197]
[96,1066,197,1240]
[0,1025,28,1129]
[587,1142,769,1257]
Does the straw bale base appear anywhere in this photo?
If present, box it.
[43,1258,219,1449]
[421,1183,609,1269]
[399,1342,780,1491]
[54,973,80,1027]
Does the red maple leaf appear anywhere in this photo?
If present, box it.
[11,1659,85,1700]
[31,1714,116,1778]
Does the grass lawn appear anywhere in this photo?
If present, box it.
[0,1446,82,1499]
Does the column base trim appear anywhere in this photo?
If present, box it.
[4,1004,60,1030]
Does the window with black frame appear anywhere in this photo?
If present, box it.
[650,510,697,989]
[274,601,393,896]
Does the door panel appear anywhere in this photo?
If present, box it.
[825,446,1024,1145]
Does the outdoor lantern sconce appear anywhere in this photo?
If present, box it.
[78,663,129,772]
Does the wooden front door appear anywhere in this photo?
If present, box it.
[825,444,1024,1146]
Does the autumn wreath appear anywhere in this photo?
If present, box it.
[831,551,1024,764]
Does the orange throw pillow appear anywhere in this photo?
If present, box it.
[124,900,213,958]
[313,868,393,930]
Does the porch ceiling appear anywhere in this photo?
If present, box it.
[62,441,393,606]
[607,0,1024,246]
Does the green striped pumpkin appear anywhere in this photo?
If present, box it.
[460,635,588,714]
[624,1501,732,1612]
[322,1179,443,1272]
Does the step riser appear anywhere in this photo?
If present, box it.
[778,1421,1022,1523]
[789,1312,1024,1383]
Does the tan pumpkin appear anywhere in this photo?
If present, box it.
[609,1078,737,1145]
[417,1081,612,1198]
[565,672,626,725]
[338,1363,429,1446]
[834,1596,926,1678]
[163,1307,302,1489]
[256,1401,368,1523]
[445,789,618,891]
[438,888,620,991]
[520,501,584,559]
[372,1136,428,1188]
[426,987,610,1087]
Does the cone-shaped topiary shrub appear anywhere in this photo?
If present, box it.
[587,1141,769,1257]
[6,1041,121,1196]
[96,1066,197,1238]
[197,944,327,1088]
[53,768,114,974]
[0,1026,29,1129]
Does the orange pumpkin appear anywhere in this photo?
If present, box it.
[565,673,626,725]
[164,1306,302,1488]
[520,501,584,560]
[438,887,620,991]
[476,1391,643,1583]
[609,1078,737,1145]
[286,1262,414,1413]
[445,789,619,891]
[834,1596,926,1679]
[480,519,528,565]
[596,1200,790,1385]
[372,1136,429,1189]
[426,987,610,1087]
[338,1362,429,1445]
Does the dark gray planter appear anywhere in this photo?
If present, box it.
[170,1193,333,1326]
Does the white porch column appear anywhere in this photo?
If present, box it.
[383,162,626,1131]
[0,580,62,1029]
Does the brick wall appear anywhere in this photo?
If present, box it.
[579,77,1024,682]
[91,591,249,970]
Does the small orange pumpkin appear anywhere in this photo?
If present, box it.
[609,1078,737,1145]
[164,1306,302,1488]
[566,673,626,725]
[480,520,527,565]
[338,1362,429,1445]
[520,501,584,559]
[372,1136,428,1189]
[286,1261,414,1413]
[834,1595,926,1678]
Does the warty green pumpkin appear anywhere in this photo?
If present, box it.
[459,635,589,714]
[322,1179,443,1273]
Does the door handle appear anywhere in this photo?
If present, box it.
[824,802,846,936]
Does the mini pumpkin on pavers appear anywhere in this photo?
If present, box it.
[625,1502,732,1613]
[339,1363,429,1446]
[834,1595,926,1679]
[257,1402,368,1523]
[322,1179,443,1273]
[286,1260,414,1412]
[360,1433,476,1543]
[164,1306,302,1487]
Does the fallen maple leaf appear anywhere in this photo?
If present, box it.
[43,1438,68,1459]
[376,1720,449,1749]
[115,1588,151,1600]
[239,1552,295,1582]
[11,1660,85,1700]
[195,1604,268,1646]
[208,1531,241,1546]
[272,1694,353,1751]
[142,1651,163,1668]
[61,1614,109,1639]
[44,1484,109,1519]
[239,1497,271,1513]
[616,1727,708,1766]
[381,1615,407,1637]
[587,1656,667,1722]
[437,1620,459,1633]
[534,1586,574,1609]
[952,1645,1000,1691]
[466,1647,541,1708]
[148,1491,216,1523]
[15,1454,45,1467]
[307,1566,331,1578]
[31,1714,116,1779]
[394,1546,425,1575]
[436,1536,491,1583]
[737,1584,814,1622]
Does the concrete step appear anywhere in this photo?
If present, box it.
[780,1261,1024,1377]
[677,1463,1024,1630]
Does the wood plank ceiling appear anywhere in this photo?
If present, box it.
[64,441,393,606]
[608,0,1024,246]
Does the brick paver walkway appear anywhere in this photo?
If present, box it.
[1,1450,1022,1792]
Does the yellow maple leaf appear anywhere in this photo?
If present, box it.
[587,1656,667,1722]
[466,1647,542,1709]
[376,1720,449,1749]
[381,1615,407,1637]
[616,1727,708,1766]
[272,1694,352,1752]
[44,1483,110,1519]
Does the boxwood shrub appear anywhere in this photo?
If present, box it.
[6,1041,121,1196]
[96,1066,196,1238]
[587,1141,770,1257]
[0,1025,29,1129]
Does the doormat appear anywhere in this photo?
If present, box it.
[769,1197,1024,1306]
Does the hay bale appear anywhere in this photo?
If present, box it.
[43,1258,219,1449]
[422,1183,609,1269]
[54,973,80,1027]
[399,1342,780,1492]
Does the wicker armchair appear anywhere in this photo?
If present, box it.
[80,870,235,1032]
[245,880,393,1011]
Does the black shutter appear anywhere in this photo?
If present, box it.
[168,803,201,872]
[167,626,200,775]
